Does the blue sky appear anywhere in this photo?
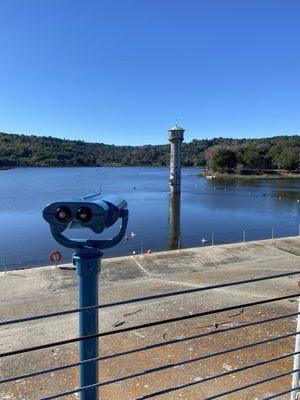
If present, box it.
[0,0,299,145]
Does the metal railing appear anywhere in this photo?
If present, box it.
[1,268,300,399]
[1,223,300,271]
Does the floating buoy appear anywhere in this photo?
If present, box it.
[147,249,152,254]
[131,232,136,238]
[201,238,208,244]
[297,199,300,203]
[132,251,136,255]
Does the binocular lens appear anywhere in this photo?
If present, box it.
[76,207,92,223]
[55,207,72,223]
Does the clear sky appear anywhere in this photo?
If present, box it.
[0,0,299,145]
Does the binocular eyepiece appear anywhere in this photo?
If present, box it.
[55,206,72,223]
[43,193,128,235]
[55,206,92,224]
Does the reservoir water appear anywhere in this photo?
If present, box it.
[0,167,299,269]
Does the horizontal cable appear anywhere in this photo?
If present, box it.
[91,311,300,361]
[2,311,298,385]
[81,334,300,388]
[1,292,298,359]
[263,386,300,400]
[1,323,297,386]
[134,351,299,400]
[39,350,299,400]
[204,368,300,400]
[1,269,299,327]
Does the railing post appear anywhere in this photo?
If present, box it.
[4,256,6,274]
[291,298,300,400]
[211,233,214,247]
[178,235,181,251]
[140,239,143,255]
[243,230,246,244]
[73,250,102,400]
[272,227,274,240]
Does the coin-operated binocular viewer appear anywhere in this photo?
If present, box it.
[43,193,129,400]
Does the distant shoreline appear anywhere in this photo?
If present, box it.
[0,165,202,170]
[199,170,300,180]
[1,131,299,171]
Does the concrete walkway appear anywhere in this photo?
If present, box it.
[1,237,300,399]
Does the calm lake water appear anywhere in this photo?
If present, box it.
[0,167,300,269]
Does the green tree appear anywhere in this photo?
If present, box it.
[274,148,299,170]
[206,147,237,172]
[241,146,271,170]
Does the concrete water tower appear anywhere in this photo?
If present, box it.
[169,125,185,193]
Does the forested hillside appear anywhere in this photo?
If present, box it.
[0,132,299,170]
[204,136,300,173]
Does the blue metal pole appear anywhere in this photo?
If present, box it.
[73,250,102,400]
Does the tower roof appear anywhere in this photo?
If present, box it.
[168,124,185,132]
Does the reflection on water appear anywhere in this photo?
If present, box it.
[168,192,181,250]
[0,166,299,268]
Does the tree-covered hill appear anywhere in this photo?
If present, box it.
[0,131,299,170]
[204,135,300,173]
